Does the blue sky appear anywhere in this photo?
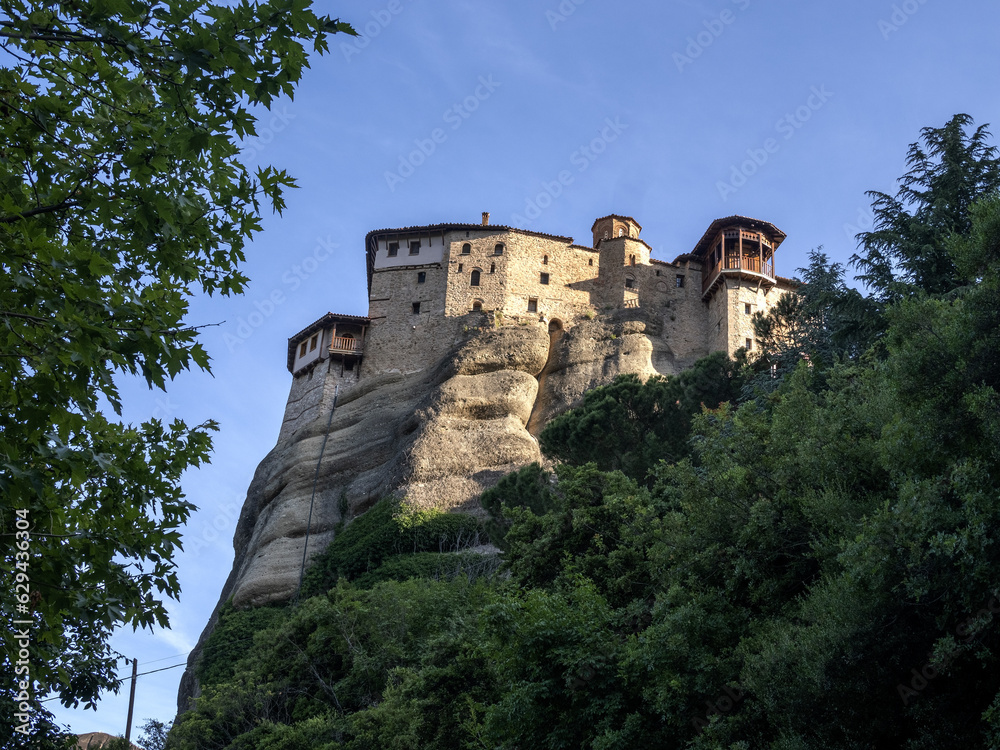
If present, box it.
[49,0,1000,737]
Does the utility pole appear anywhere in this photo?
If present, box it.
[125,658,138,744]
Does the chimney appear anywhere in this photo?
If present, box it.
[482,211,490,225]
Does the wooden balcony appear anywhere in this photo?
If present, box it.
[701,227,776,298]
[329,335,363,355]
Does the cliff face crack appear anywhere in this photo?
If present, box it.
[527,320,564,436]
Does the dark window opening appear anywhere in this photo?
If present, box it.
[471,269,481,286]
[387,242,399,257]
[412,302,421,314]
[472,301,482,312]
[494,243,504,255]
[655,270,661,276]
[457,263,463,272]
[417,272,426,284]
[490,263,496,274]
[625,277,635,289]
[589,258,594,266]
[409,241,420,255]
[527,298,538,313]
[746,338,753,350]
[543,255,548,265]
[744,303,751,314]
[540,272,549,285]
[309,334,318,351]
[299,342,307,357]
[461,243,471,254]
[676,275,685,288]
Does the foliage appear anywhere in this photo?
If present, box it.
[0,0,355,738]
[748,248,881,393]
[137,718,172,750]
[538,351,746,484]
[197,601,289,689]
[478,461,556,547]
[300,497,485,598]
[852,113,1000,300]
[171,578,495,750]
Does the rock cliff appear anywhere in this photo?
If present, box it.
[178,307,696,711]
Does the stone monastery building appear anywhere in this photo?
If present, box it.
[286,213,796,388]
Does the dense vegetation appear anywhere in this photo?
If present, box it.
[170,114,1000,749]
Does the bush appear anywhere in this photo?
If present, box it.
[301,498,484,597]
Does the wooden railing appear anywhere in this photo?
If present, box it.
[702,254,775,295]
[329,336,363,354]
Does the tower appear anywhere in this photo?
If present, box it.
[689,216,786,354]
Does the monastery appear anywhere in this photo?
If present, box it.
[285,212,796,388]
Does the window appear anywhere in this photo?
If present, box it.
[457,263,463,272]
[655,270,661,276]
[309,334,318,351]
[412,302,421,314]
[603,230,609,239]
[471,269,481,286]
[744,303,751,314]
[676,275,685,288]
[299,341,307,357]
[540,272,549,285]
[472,301,482,312]
[746,338,753,350]
[619,227,625,237]
[387,242,399,257]
[630,255,635,266]
[461,243,471,254]
[417,272,426,284]
[543,255,548,265]
[527,298,538,313]
[589,258,594,266]
[490,263,496,274]
[625,277,635,289]
[494,243,504,255]
[409,241,420,255]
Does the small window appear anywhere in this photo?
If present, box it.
[744,303,751,314]
[676,275,685,288]
[409,241,420,255]
[527,298,538,313]
[417,272,426,284]
[589,258,594,266]
[472,300,482,312]
[457,263,463,272]
[461,243,471,255]
[490,263,496,274]
[471,269,481,286]
[387,242,399,257]
[309,334,318,351]
[746,338,753,350]
[299,341,307,357]
[494,243,504,255]
[655,270,661,277]
[543,255,548,265]
[625,277,635,289]
[540,272,549,285]
[412,302,421,314]
[630,255,635,266]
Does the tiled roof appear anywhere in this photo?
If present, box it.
[690,215,787,259]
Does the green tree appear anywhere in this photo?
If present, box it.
[538,351,746,485]
[0,0,354,743]
[852,113,1000,300]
